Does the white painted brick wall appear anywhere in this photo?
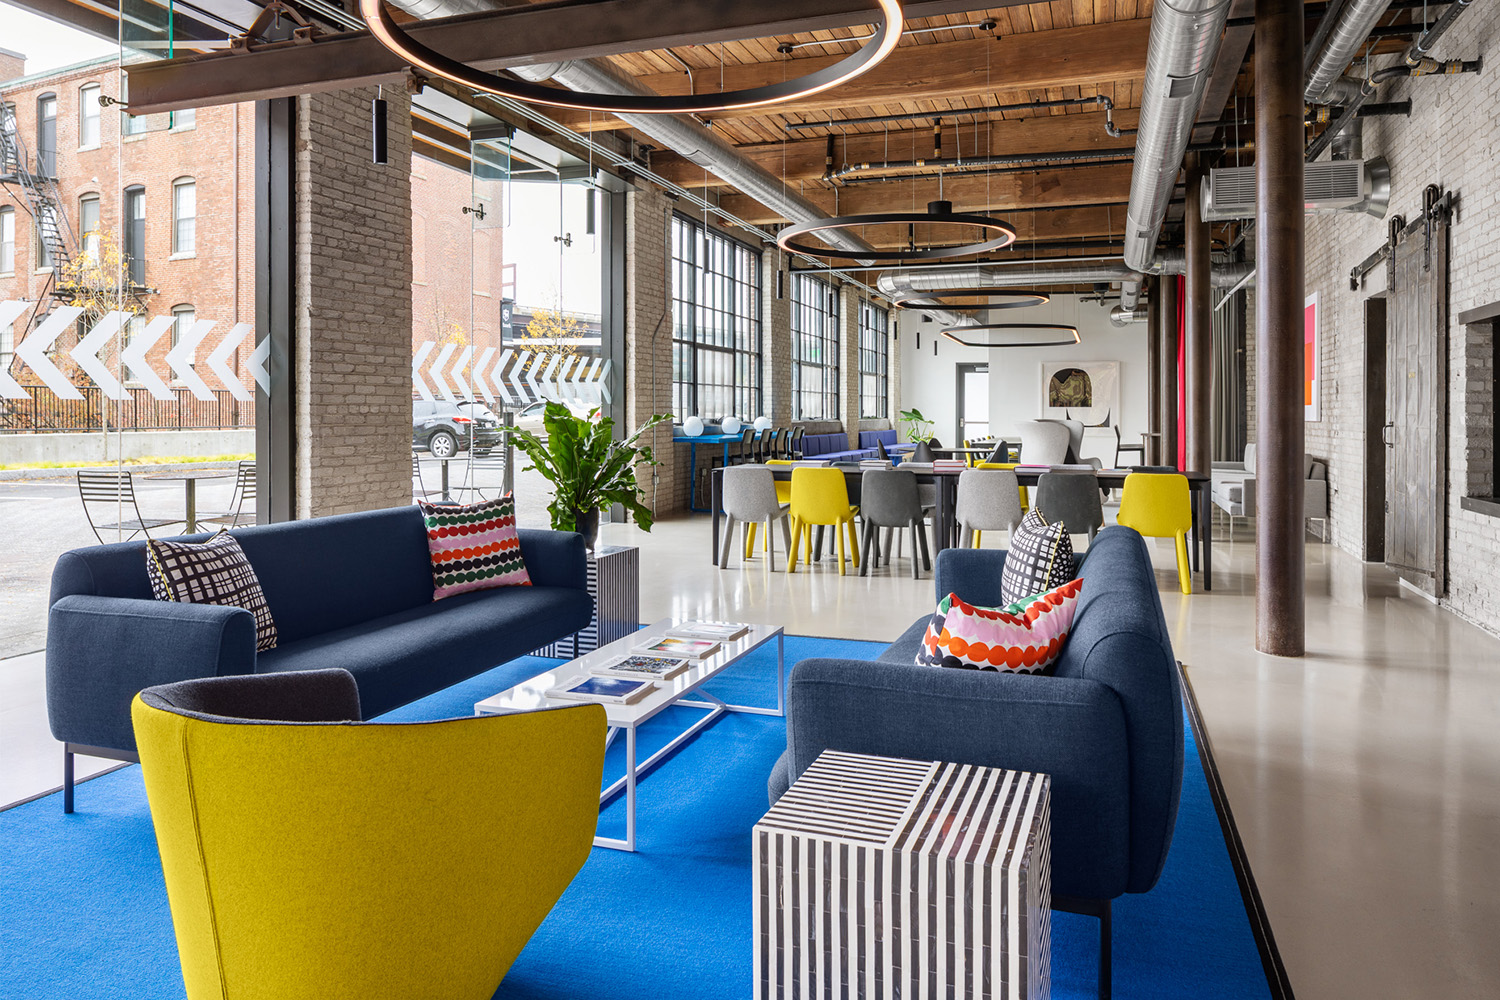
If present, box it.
[625,187,683,516]
[294,87,414,518]
[1293,0,1500,631]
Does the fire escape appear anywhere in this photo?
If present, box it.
[0,99,77,315]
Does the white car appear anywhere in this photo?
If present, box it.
[513,400,600,438]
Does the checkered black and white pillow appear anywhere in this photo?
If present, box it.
[1000,508,1076,606]
[146,530,278,651]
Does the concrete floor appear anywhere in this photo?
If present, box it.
[4,510,1499,998]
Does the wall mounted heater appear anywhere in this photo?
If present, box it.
[1203,158,1391,220]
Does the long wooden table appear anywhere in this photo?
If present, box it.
[707,465,1216,590]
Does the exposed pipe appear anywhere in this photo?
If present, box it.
[1121,0,1234,275]
[876,256,1254,303]
[1110,305,1150,325]
[827,140,1241,183]
[1304,0,1397,104]
[785,95,1121,133]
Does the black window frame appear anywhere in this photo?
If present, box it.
[858,300,890,419]
[123,184,146,285]
[670,212,763,422]
[791,273,840,421]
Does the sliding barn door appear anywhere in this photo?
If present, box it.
[1384,213,1448,595]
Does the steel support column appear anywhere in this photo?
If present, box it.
[1254,0,1305,656]
[1156,275,1179,467]
[254,98,295,524]
[1185,155,1213,475]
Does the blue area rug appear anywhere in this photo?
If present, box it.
[0,635,1273,999]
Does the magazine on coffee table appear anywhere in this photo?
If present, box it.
[665,620,751,642]
[545,675,656,705]
[590,653,691,680]
[634,635,722,659]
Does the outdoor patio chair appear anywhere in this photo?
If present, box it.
[76,470,184,544]
[201,461,257,528]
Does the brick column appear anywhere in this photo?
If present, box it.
[840,283,861,448]
[625,187,681,516]
[293,87,413,518]
[762,248,793,426]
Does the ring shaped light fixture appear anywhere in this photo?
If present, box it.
[941,324,1081,348]
[360,0,904,114]
[890,288,1051,311]
[776,201,1017,263]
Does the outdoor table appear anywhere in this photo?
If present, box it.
[144,469,232,534]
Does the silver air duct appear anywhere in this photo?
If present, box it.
[1305,0,1396,104]
[1121,0,1234,275]
[1111,305,1151,326]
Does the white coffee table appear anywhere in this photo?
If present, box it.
[476,618,785,852]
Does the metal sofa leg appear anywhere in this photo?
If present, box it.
[63,748,74,814]
[1053,895,1111,999]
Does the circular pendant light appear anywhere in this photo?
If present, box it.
[941,324,1081,348]
[775,200,1017,263]
[360,0,904,115]
[890,288,1050,311]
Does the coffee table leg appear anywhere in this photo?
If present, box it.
[624,726,637,853]
[777,632,785,717]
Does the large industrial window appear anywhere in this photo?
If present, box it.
[671,213,762,421]
[858,301,890,419]
[792,273,839,421]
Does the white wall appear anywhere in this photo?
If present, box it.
[896,295,1151,461]
[0,430,255,466]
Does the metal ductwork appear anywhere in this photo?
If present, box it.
[1121,0,1235,275]
[1305,0,1396,104]
[877,256,1255,308]
[1110,305,1150,326]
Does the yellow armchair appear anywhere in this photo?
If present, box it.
[132,669,605,1000]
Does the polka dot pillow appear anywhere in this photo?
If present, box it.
[418,495,531,600]
[915,578,1084,675]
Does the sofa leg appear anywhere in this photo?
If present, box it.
[1099,898,1112,1000]
[63,748,74,814]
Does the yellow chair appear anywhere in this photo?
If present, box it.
[132,669,606,1000]
[765,458,795,506]
[1116,472,1194,594]
[786,466,860,575]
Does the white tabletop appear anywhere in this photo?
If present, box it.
[475,618,784,728]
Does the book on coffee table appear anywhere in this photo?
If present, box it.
[634,635,722,659]
[590,653,691,680]
[666,620,751,642]
[545,675,656,705]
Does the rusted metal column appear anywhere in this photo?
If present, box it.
[1255,0,1306,656]
[1184,155,1213,475]
[1156,274,1179,467]
[1146,277,1162,464]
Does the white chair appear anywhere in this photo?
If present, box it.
[1015,420,1072,465]
[720,466,794,570]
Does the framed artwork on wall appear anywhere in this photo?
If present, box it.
[1041,360,1120,428]
[1305,292,1321,421]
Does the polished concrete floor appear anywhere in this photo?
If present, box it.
[5,512,1499,998]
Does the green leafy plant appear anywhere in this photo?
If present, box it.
[898,407,935,444]
[509,402,673,533]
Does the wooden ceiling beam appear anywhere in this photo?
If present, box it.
[715,163,1135,224]
[648,108,1144,187]
[547,19,1152,132]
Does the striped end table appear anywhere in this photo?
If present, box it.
[533,544,638,659]
[754,751,1051,1000]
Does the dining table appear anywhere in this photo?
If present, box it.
[144,469,232,534]
[707,465,1216,590]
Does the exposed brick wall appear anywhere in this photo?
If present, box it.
[625,186,681,516]
[1295,0,1500,631]
[294,87,413,518]
[761,247,792,427]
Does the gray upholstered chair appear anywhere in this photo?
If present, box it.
[857,470,930,579]
[1015,420,1072,465]
[954,468,1024,549]
[1036,471,1105,541]
[720,465,794,570]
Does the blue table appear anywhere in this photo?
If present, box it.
[675,432,750,513]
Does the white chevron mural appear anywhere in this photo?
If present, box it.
[0,300,267,400]
[410,340,611,408]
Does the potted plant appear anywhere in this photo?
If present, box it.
[898,407,939,463]
[509,401,672,550]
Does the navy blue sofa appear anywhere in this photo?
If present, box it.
[46,505,593,810]
[767,526,1183,993]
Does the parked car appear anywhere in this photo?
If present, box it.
[412,399,503,458]
[513,400,600,439]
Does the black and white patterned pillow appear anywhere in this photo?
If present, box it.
[146,530,278,651]
[1000,508,1075,606]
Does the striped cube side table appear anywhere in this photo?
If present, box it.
[754,750,1051,1000]
[533,544,639,658]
